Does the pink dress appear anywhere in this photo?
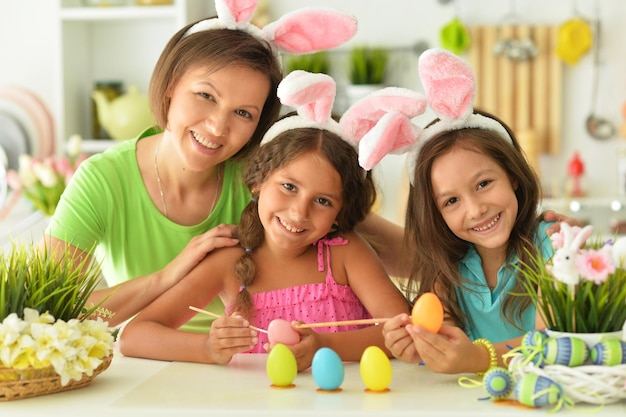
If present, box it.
[236,236,372,353]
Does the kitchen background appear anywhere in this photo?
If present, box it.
[1,0,626,239]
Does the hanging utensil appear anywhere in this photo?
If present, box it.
[493,0,537,62]
[585,18,615,140]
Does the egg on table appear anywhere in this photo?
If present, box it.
[311,347,344,391]
[266,343,297,388]
[411,292,444,333]
[359,346,392,392]
[268,318,300,346]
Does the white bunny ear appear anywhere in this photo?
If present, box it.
[339,87,426,170]
[341,87,426,141]
[261,70,343,145]
[277,70,335,124]
[358,113,422,170]
[418,48,475,121]
[185,2,357,63]
[263,8,358,55]
[215,0,257,25]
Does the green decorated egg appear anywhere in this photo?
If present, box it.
[590,337,626,366]
[543,336,588,367]
[521,330,547,366]
[514,374,563,408]
[483,367,514,399]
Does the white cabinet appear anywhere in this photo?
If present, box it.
[53,0,212,153]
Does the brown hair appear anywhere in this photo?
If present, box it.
[230,127,378,315]
[402,110,541,330]
[148,21,283,161]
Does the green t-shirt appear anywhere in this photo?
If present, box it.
[47,129,250,333]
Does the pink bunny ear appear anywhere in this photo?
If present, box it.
[339,87,426,170]
[215,0,257,24]
[263,8,358,54]
[358,113,421,171]
[186,2,357,64]
[278,71,335,124]
[261,70,344,145]
[340,87,427,142]
[418,48,475,120]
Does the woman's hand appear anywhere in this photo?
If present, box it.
[207,314,258,364]
[541,210,581,235]
[162,224,239,287]
[382,314,421,364]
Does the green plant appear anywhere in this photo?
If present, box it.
[0,241,104,322]
[516,225,626,333]
[349,46,389,85]
[285,51,331,75]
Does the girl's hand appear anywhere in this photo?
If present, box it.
[207,315,258,364]
[265,323,319,372]
[406,324,485,374]
[162,224,239,286]
[382,314,421,364]
[290,325,321,372]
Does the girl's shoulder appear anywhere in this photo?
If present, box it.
[323,230,381,260]
[201,245,246,267]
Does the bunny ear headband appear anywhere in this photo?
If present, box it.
[184,0,358,61]
[406,48,514,184]
[261,70,427,171]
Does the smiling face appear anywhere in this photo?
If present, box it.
[431,145,518,259]
[165,65,270,172]
[257,151,343,253]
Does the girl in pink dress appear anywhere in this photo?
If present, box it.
[119,70,424,371]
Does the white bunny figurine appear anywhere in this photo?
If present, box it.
[550,222,593,286]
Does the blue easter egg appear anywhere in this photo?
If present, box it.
[311,347,344,391]
[483,367,513,399]
[590,337,626,366]
[514,374,563,408]
[543,336,588,367]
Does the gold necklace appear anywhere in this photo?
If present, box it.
[154,140,223,219]
[154,140,168,218]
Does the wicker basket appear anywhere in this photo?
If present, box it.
[508,354,626,405]
[0,353,112,401]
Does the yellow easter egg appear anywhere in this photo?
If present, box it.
[411,292,444,333]
[359,346,392,392]
[266,343,297,387]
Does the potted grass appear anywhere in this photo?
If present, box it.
[500,222,626,409]
[346,45,389,105]
[285,51,331,75]
[0,242,114,401]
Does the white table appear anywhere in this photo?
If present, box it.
[2,352,624,416]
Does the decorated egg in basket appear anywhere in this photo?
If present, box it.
[590,337,626,366]
[542,335,588,367]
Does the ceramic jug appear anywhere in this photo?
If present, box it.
[91,85,155,140]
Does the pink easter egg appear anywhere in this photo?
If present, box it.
[268,319,300,346]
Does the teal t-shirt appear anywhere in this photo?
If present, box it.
[456,221,554,343]
[47,129,251,333]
